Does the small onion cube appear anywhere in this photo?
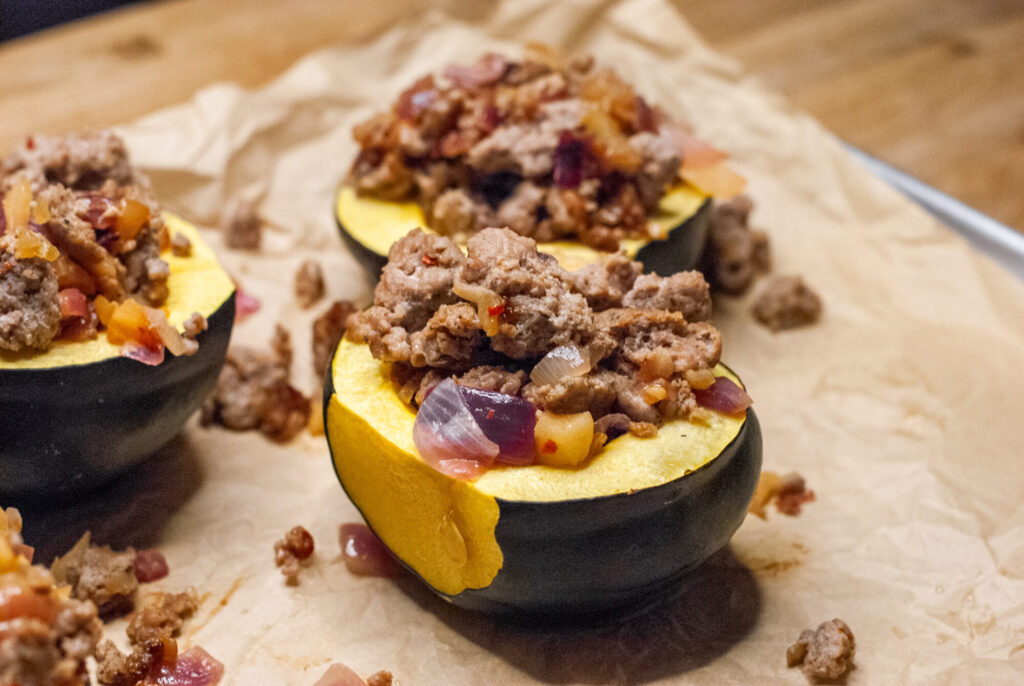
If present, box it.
[58,288,89,319]
[313,663,368,686]
[530,344,592,386]
[456,386,537,466]
[693,377,752,415]
[413,379,498,480]
[151,646,224,686]
[340,523,400,578]
[134,549,170,583]
[120,342,165,366]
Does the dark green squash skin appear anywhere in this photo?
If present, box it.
[0,293,235,496]
[325,363,762,616]
[334,196,712,279]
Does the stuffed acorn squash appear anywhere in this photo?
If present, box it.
[339,46,745,277]
[324,226,760,614]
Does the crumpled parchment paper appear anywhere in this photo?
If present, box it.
[14,1,1024,684]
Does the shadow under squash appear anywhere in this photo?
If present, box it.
[5,434,203,562]
[396,546,760,685]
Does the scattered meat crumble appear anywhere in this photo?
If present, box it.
[748,471,815,518]
[295,259,326,308]
[221,191,262,250]
[170,231,192,257]
[787,618,856,682]
[274,526,315,585]
[312,300,358,378]
[348,227,727,438]
[699,195,770,296]
[0,506,102,686]
[50,532,139,620]
[201,325,311,442]
[753,275,823,331]
[313,664,393,686]
[349,47,696,251]
[182,311,208,340]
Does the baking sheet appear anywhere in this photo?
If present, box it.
[9,1,1024,684]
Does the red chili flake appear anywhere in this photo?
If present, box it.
[421,254,438,266]
[25,136,35,150]
[488,303,505,317]
[541,439,558,454]
[486,409,495,420]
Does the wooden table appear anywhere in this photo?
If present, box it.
[0,0,1021,232]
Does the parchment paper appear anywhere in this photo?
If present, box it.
[16,1,1024,683]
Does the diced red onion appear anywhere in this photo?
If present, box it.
[313,663,367,686]
[395,76,437,121]
[553,134,586,189]
[85,195,118,230]
[58,288,89,319]
[693,377,752,415]
[457,386,536,466]
[669,127,729,170]
[234,287,261,321]
[134,549,170,583]
[339,523,400,578]
[145,308,195,357]
[120,342,165,366]
[413,379,498,480]
[151,646,224,686]
[530,344,592,386]
[443,52,508,89]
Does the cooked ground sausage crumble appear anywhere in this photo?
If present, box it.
[348,226,721,435]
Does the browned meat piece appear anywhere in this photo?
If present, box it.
[118,229,169,306]
[182,312,207,340]
[787,619,855,682]
[0,240,61,352]
[700,195,771,295]
[597,308,721,375]
[222,192,262,250]
[201,325,311,442]
[367,672,394,686]
[125,591,197,645]
[274,526,315,585]
[494,181,546,237]
[753,275,822,331]
[569,254,642,311]
[522,369,619,417]
[409,302,482,369]
[36,185,125,300]
[1,131,138,192]
[312,300,357,378]
[431,188,494,239]
[466,114,566,178]
[352,150,413,201]
[347,230,465,363]
[629,131,681,211]
[95,638,157,686]
[170,232,192,257]
[294,259,325,309]
[622,271,712,322]
[541,186,590,241]
[776,471,816,516]
[50,533,138,619]
[457,366,528,395]
[459,228,595,358]
[0,599,102,686]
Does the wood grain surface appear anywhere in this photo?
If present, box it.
[0,0,1021,231]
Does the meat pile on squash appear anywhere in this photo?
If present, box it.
[347,226,752,478]
[0,131,201,363]
[348,45,743,252]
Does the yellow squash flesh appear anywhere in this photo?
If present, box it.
[326,338,745,596]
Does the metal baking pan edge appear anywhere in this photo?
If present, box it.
[846,146,1024,282]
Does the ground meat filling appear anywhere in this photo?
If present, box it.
[0,240,61,351]
[349,49,688,250]
[787,618,856,682]
[1,130,139,192]
[50,534,139,620]
[355,226,720,435]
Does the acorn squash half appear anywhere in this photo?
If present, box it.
[324,338,762,615]
[0,215,235,495]
[335,183,711,276]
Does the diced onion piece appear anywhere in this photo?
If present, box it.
[31,197,50,224]
[2,179,31,234]
[234,287,261,321]
[339,523,400,578]
[530,344,592,386]
[114,198,150,242]
[134,549,169,583]
[452,279,502,336]
[413,379,498,480]
[58,288,88,319]
[443,52,508,89]
[145,307,195,357]
[642,384,667,405]
[457,386,537,465]
[638,349,673,382]
[681,163,747,199]
[106,299,158,346]
[533,411,594,468]
[151,646,224,686]
[684,367,717,390]
[674,130,730,170]
[313,663,368,686]
[694,377,752,415]
[120,342,165,366]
